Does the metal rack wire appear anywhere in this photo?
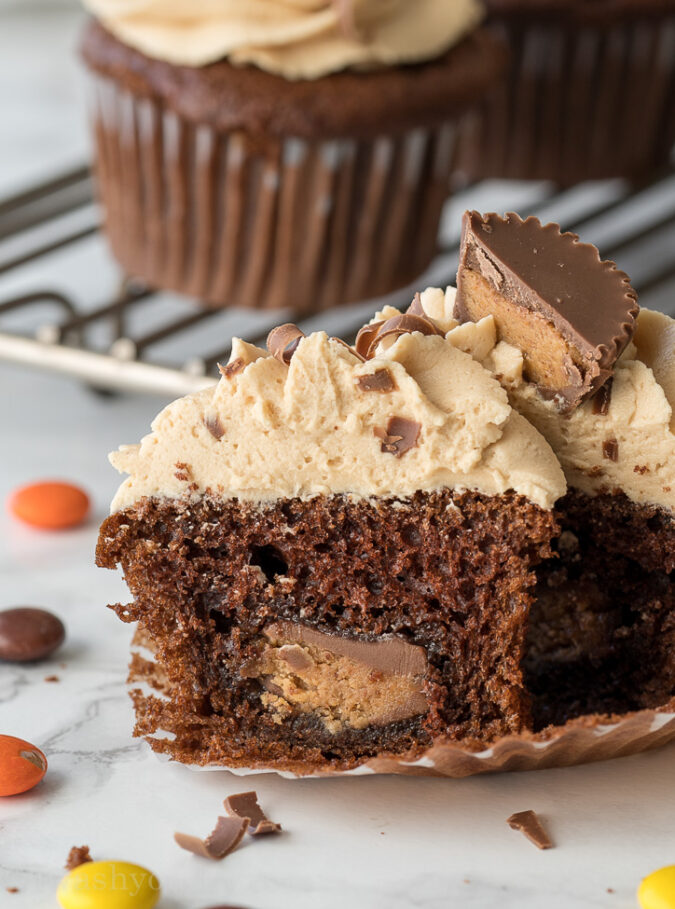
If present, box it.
[0,164,674,397]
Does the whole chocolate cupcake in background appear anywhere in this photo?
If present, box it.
[80,0,507,314]
[454,0,675,186]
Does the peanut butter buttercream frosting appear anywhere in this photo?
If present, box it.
[82,0,484,78]
[109,288,565,512]
[444,297,675,514]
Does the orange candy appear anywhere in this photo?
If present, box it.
[0,735,48,796]
[8,481,90,530]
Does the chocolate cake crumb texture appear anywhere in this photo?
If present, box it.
[507,810,554,850]
[224,792,281,836]
[65,845,92,871]
[174,816,249,859]
[456,212,638,412]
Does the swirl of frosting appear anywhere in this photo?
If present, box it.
[82,0,484,78]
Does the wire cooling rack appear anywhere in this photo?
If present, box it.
[0,164,674,396]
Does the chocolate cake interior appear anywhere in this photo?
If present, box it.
[525,492,675,730]
[97,489,556,770]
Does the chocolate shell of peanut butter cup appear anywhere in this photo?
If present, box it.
[455,211,639,412]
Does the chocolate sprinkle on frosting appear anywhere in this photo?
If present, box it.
[218,358,245,380]
[356,369,397,393]
[203,414,225,440]
[374,416,421,457]
[592,377,613,416]
[224,791,281,836]
[456,211,638,412]
[174,816,249,859]
[603,438,619,462]
[507,810,554,850]
[267,324,305,365]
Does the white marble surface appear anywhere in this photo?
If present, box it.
[2,6,675,909]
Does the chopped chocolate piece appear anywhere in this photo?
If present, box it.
[174,816,249,859]
[267,324,304,365]
[218,358,245,380]
[0,607,65,663]
[603,439,619,462]
[507,810,553,849]
[374,417,421,457]
[174,462,192,482]
[592,377,613,415]
[456,211,638,413]
[634,465,650,475]
[203,414,225,440]
[264,622,427,676]
[224,791,281,836]
[330,337,365,362]
[356,313,443,359]
[44,675,60,683]
[65,845,92,871]
[356,369,396,393]
[6,888,19,894]
[406,292,425,316]
[354,320,385,359]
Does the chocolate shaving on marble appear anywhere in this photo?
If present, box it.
[356,369,396,393]
[224,791,281,836]
[203,414,225,440]
[355,313,442,360]
[65,845,92,871]
[603,438,619,462]
[267,324,305,365]
[218,357,245,380]
[592,378,613,415]
[374,416,421,457]
[507,810,554,850]
[174,816,249,859]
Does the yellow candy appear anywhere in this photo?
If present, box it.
[57,861,160,909]
[638,866,675,909]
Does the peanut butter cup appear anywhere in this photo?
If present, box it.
[456,211,638,412]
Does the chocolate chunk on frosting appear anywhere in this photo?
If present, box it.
[355,312,443,359]
[456,211,638,413]
[356,369,397,393]
[374,416,421,457]
[267,324,305,365]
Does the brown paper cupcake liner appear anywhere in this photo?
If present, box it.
[454,16,675,185]
[87,75,457,313]
[127,630,675,779]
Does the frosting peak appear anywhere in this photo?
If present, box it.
[83,0,484,78]
[109,289,565,512]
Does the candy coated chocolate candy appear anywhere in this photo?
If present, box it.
[638,866,675,909]
[8,481,90,530]
[0,607,65,662]
[57,861,160,909]
[0,735,47,796]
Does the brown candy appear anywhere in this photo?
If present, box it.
[456,211,638,413]
[267,324,305,365]
[0,608,65,662]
